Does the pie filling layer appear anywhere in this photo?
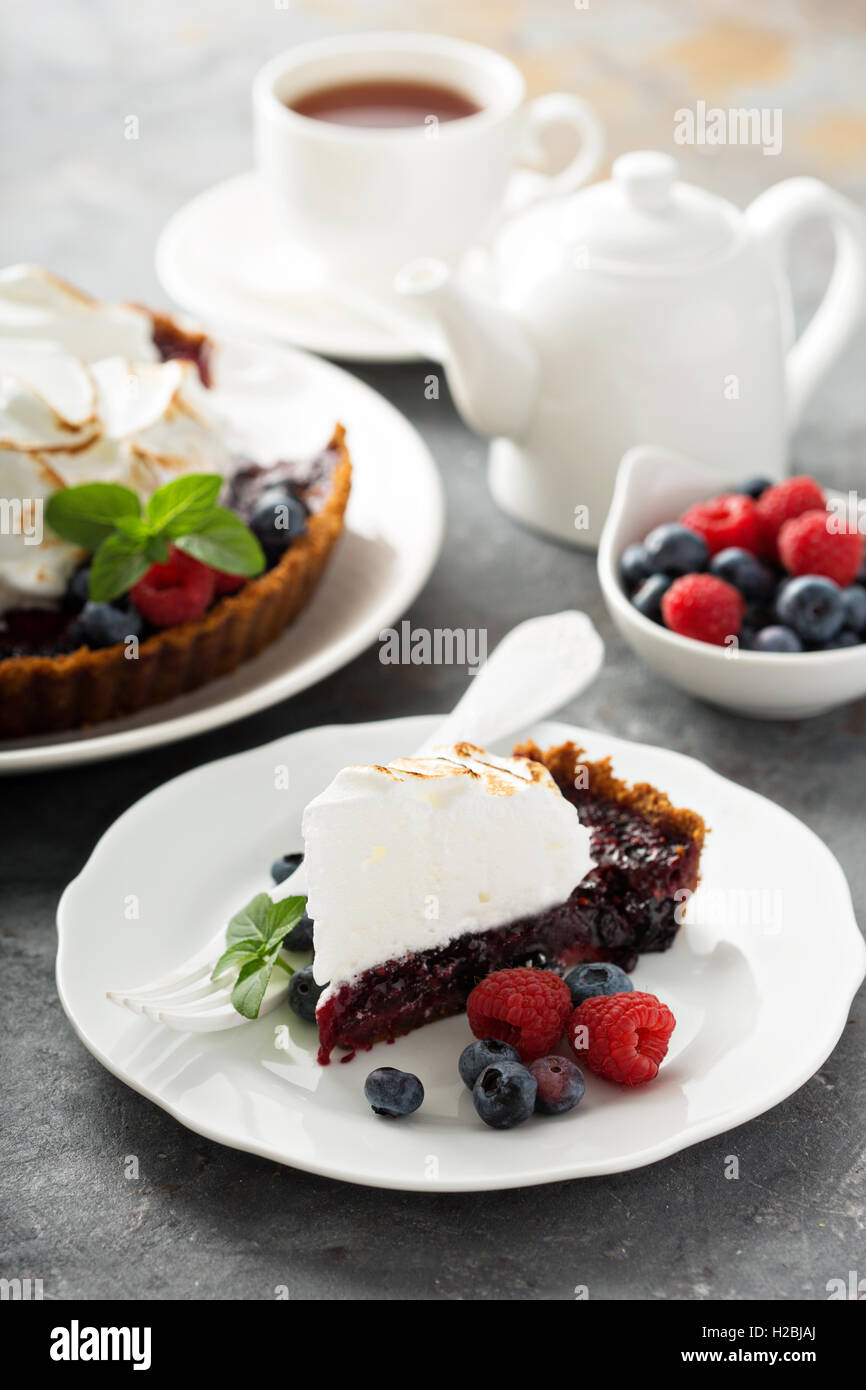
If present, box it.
[316,741,705,1064]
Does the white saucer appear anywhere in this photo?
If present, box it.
[0,338,444,774]
[56,714,865,1191]
[156,171,444,363]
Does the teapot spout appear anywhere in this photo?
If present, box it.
[395,259,539,441]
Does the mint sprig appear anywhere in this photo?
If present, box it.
[212,893,307,1021]
[45,474,266,603]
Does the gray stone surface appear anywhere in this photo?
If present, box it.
[2,2,865,1301]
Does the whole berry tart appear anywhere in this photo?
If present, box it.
[256,740,705,1063]
[0,266,351,739]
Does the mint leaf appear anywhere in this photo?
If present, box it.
[231,957,275,1021]
[145,534,170,565]
[226,893,273,947]
[114,515,152,545]
[44,475,264,612]
[219,892,306,1019]
[212,940,265,980]
[88,534,150,602]
[144,474,223,536]
[265,895,306,948]
[46,483,141,551]
[175,507,265,576]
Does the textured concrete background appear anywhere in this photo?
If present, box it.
[1,0,865,1300]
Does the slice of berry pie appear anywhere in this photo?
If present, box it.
[0,265,351,738]
[302,741,705,1063]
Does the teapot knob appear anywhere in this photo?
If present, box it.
[613,151,677,213]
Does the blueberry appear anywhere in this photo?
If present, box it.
[249,490,306,555]
[751,625,803,653]
[364,1067,424,1118]
[458,1037,523,1090]
[841,585,866,635]
[643,523,709,576]
[822,628,862,650]
[734,476,773,499]
[775,575,844,643]
[283,912,314,953]
[709,547,775,601]
[565,961,634,1007]
[66,565,91,609]
[79,600,144,649]
[529,1056,586,1115]
[472,1061,537,1129]
[743,597,775,630]
[631,573,672,622]
[620,542,654,590]
[271,851,303,885]
[287,964,324,1021]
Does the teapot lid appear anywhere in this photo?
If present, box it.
[499,151,738,271]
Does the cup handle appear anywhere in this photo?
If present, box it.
[744,178,866,428]
[516,92,604,201]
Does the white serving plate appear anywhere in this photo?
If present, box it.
[0,337,443,773]
[56,715,865,1191]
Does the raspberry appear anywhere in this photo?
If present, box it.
[679,493,760,556]
[466,968,572,1063]
[661,573,745,646]
[778,509,863,587]
[212,569,248,596]
[129,546,216,628]
[569,991,676,1085]
[756,476,825,560]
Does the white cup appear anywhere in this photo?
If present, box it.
[253,31,603,286]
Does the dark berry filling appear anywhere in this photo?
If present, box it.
[224,443,339,521]
[149,316,213,386]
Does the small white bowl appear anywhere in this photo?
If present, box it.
[598,445,866,720]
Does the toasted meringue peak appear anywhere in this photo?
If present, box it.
[0,266,229,616]
[352,744,561,796]
[0,367,99,454]
[0,265,157,364]
[0,343,97,433]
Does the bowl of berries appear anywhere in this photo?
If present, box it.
[598,445,866,719]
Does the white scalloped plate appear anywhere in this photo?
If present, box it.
[0,338,443,773]
[56,715,864,1191]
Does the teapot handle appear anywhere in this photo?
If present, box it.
[744,178,866,428]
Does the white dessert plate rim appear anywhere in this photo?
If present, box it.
[55,714,865,1190]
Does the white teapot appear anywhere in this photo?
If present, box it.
[397,151,866,548]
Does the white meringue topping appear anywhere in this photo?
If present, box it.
[0,266,230,616]
[302,743,595,999]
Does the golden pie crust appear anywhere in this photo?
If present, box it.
[513,739,708,851]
